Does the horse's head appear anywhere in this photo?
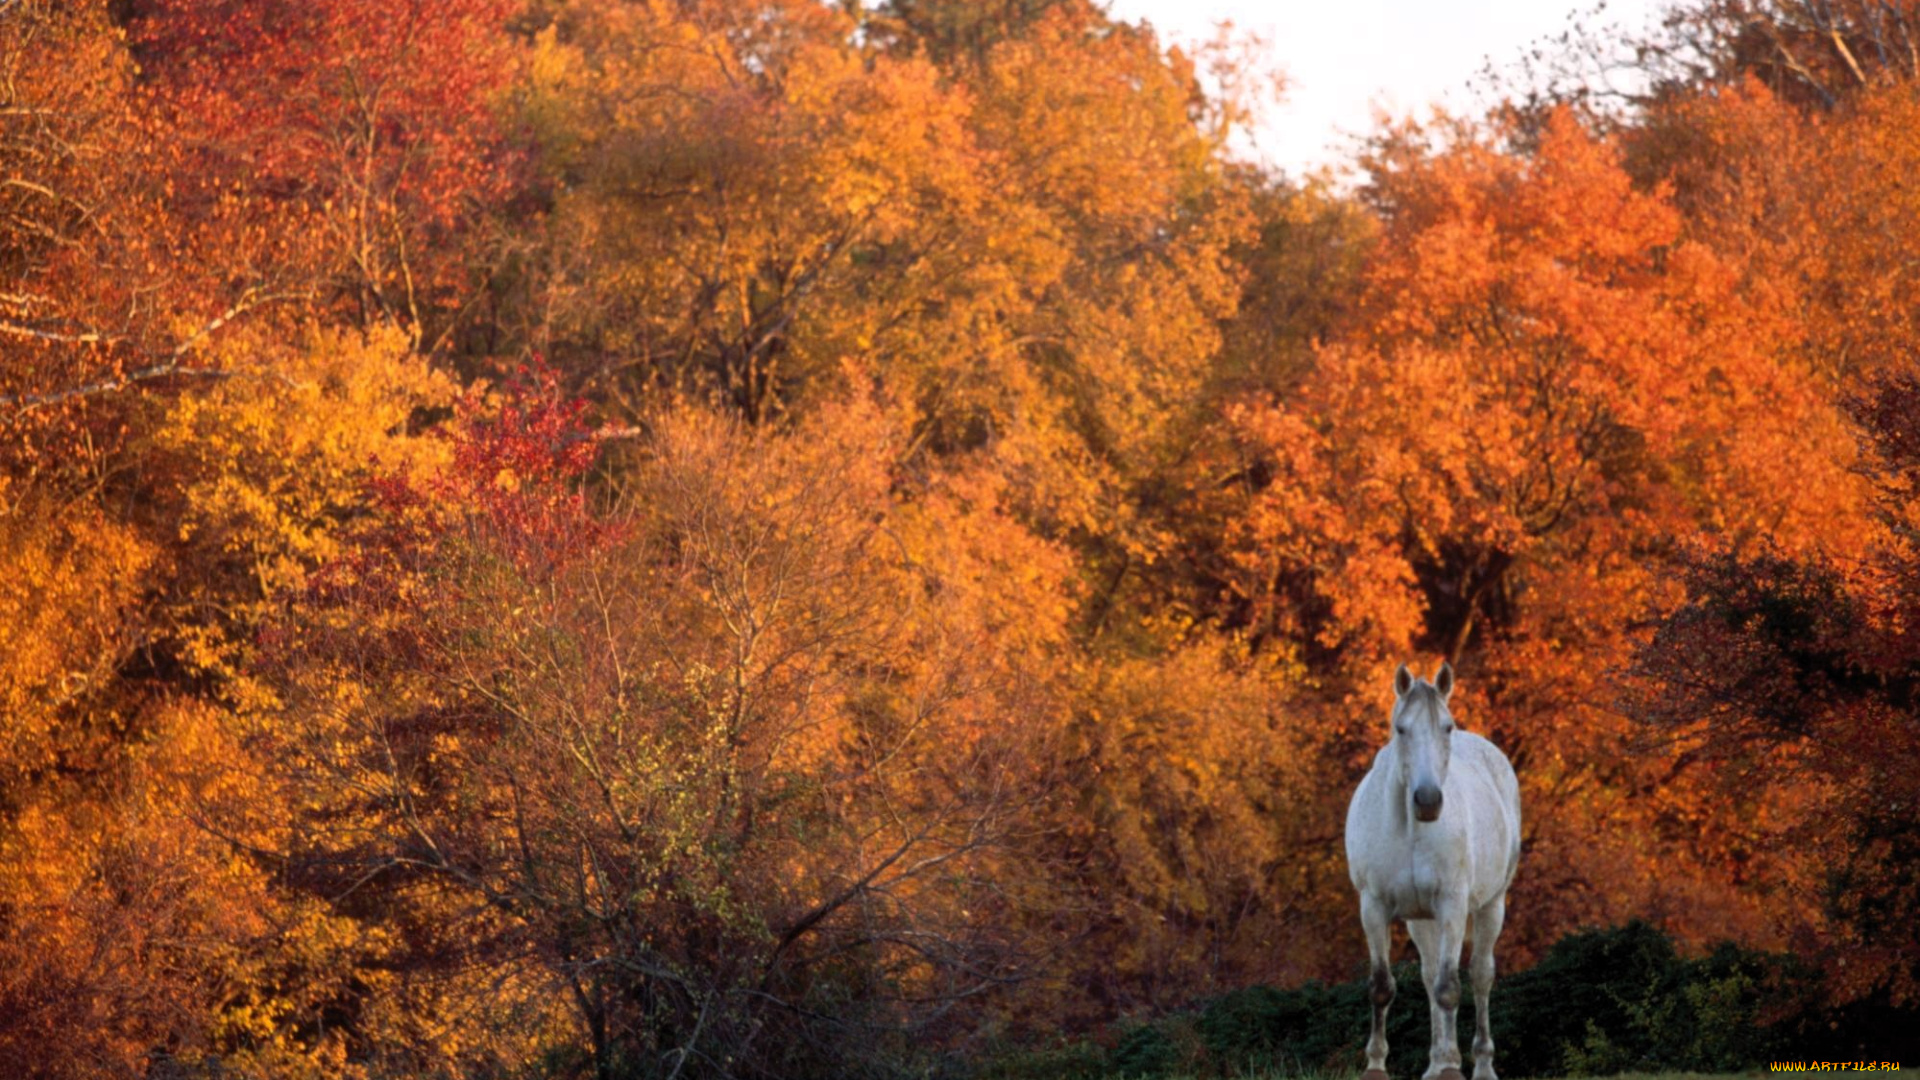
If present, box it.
[1390,662,1456,823]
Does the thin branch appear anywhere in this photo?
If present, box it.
[0,319,119,347]
[1,290,308,417]
[1,358,232,417]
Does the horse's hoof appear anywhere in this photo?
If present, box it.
[1362,1070,1391,1080]
[1437,1069,1467,1080]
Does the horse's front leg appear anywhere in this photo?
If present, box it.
[1360,892,1395,1080]
[1408,909,1467,1080]
[1470,896,1507,1080]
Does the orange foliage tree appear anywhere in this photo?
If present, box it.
[5,0,1919,1071]
[243,376,1075,1075]
[1218,109,1869,966]
[1609,3,1920,1006]
[520,0,1247,535]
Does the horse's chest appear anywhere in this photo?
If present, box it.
[1378,848,1451,921]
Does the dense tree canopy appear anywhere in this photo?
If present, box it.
[1,0,1916,1076]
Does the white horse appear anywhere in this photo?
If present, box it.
[1344,663,1521,1080]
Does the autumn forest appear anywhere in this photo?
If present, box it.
[2,0,1918,1076]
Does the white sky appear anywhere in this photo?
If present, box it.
[1103,0,1671,175]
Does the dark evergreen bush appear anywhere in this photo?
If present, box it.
[1487,921,1808,1075]
[961,921,1916,1079]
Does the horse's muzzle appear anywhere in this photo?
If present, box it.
[1413,784,1443,822]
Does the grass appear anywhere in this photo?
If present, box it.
[1072,1074,1780,1080]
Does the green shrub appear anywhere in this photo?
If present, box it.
[956,922,1903,1080]
[1493,922,1810,1076]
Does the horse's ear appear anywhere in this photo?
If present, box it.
[1393,664,1414,698]
[1434,661,1454,702]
